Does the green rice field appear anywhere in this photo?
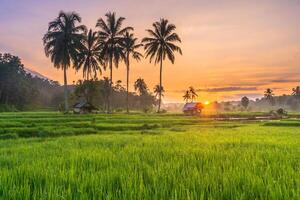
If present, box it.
[0,112,299,199]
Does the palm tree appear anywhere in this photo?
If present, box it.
[122,32,143,113]
[76,29,102,80]
[142,18,182,112]
[183,90,191,103]
[134,78,148,96]
[189,86,198,102]
[154,85,165,99]
[264,88,275,105]
[43,11,86,111]
[292,86,300,98]
[96,12,133,113]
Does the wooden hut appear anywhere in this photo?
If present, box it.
[73,101,98,114]
[183,102,204,115]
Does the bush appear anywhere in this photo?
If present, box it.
[277,108,288,116]
[0,104,18,112]
[160,109,167,113]
[143,107,153,113]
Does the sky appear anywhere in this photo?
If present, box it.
[1,0,300,102]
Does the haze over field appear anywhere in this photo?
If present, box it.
[1,0,300,102]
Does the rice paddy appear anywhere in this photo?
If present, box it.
[0,112,299,199]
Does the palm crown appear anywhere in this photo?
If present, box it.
[96,12,133,71]
[43,11,86,69]
[154,85,165,97]
[292,86,300,97]
[76,29,102,80]
[189,86,198,102]
[134,78,148,96]
[183,90,191,102]
[264,88,274,99]
[122,32,143,65]
[142,18,182,64]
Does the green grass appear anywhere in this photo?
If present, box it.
[0,112,299,199]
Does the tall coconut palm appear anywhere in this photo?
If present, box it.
[122,32,143,113]
[76,29,102,80]
[142,18,182,112]
[189,86,198,102]
[96,12,133,113]
[183,90,191,103]
[43,11,86,111]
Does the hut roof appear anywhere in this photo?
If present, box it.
[183,102,203,111]
[73,101,97,110]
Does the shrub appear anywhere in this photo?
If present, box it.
[277,108,288,116]
[0,104,18,112]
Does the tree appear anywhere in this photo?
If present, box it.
[96,12,133,113]
[121,32,143,113]
[114,80,126,92]
[183,90,191,103]
[43,11,86,111]
[264,88,275,106]
[73,79,98,103]
[292,86,300,98]
[154,85,165,99]
[134,78,148,96]
[241,96,250,110]
[189,86,198,102]
[100,77,111,111]
[76,29,102,80]
[142,18,182,112]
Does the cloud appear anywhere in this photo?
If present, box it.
[221,93,263,101]
[270,79,300,83]
[172,86,258,93]
[197,87,258,92]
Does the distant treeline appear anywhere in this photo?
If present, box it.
[0,53,156,112]
[0,53,63,111]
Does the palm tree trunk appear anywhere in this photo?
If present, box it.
[158,57,163,113]
[63,66,69,112]
[108,56,113,113]
[126,54,130,113]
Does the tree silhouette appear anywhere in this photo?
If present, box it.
[292,86,300,98]
[189,86,198,102]
[183,90,191,103]
[142,18,182,112]
[121,32,143,113]
[241,96,249,110]
[264,88,275,106]
[154,85,165,99]
[76,29,102,80]
[134,78,148,96]
[43,11,86,111]
[96,12,133,113]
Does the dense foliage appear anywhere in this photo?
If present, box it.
[0,53,63,111]
[72,79,156,112]
[0,53,156,112]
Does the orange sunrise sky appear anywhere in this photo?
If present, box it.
[1,0,300,102]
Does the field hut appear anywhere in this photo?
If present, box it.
[183,102,204,115]
[73,101,98,114]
